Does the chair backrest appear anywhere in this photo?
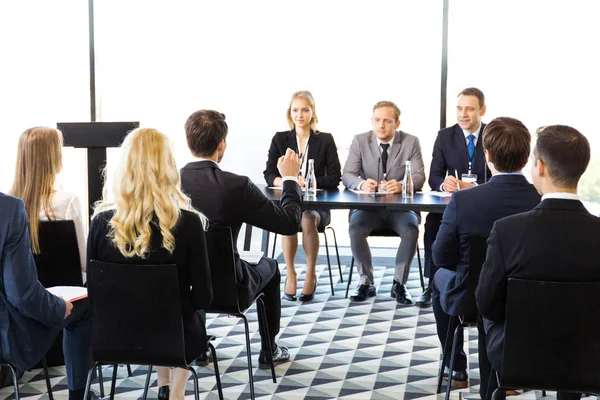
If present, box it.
[87,260,189,367]
[466,236,488,295]
[501,278,600,395]
[204,226,243,314]
[34,220,83,287]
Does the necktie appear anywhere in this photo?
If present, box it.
[380,143,390,173]
[467,134,475,160]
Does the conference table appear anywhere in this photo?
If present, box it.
[244,185,452,254]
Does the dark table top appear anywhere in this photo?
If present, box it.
[257,184,450,213]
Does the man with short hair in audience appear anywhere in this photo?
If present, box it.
[477,125,600,400]
[418,87,491,308]
[342,100,425,304]
[432,117,540,391]
[0,193,93,400]
[180,110,302,368]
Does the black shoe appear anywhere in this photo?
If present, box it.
[443,366,469,388]
[391,281,413,305]
[350,283,376,302]
[68,389,100,400]
[258,344,290,369]
[415,285,432,308]
[158,386,170,400]
[299,278,317,302]
[283,278,297,301]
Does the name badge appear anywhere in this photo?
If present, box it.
[461,173,477,184]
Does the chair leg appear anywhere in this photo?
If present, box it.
[188,366,200,400]
[327,227,343,282]
[271,233,278,259]
[345,257,354,298]
[241,315,256,400]
[541,390,546,397]
[323,231,335,295]
[417,246,425,291]
[126,364,133,377]
[208,342,224,400]
[7,363,21,400]
[110,364,118,400]
[84,362,100,400]
[41,356,54,400]
[142,366,152,400]
[437,316,456,393]
[97,364,105,398]
[445,323,468,400]
[256,298,277,383]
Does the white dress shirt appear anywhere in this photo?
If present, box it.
[541,192,580,201]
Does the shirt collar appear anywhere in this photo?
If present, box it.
[462,124,482,140]
[376,136,394,147]
[541,192,580,201]
[493,172,524,176]
[193,156,219,166]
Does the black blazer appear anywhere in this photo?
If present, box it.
[87,209,212,357]
[429,123,491,191]
[476,199,600,364]
[432,174,540,315]
[181,161,302,284]
[263,130,341,189]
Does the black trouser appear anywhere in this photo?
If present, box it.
[240,257,281,352]
[424,213,443,284]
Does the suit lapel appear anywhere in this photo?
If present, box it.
[453,125,469,171]
[472,122,486,173]
[387,131,404,174]
[305,130,319,162]
[287,130,298,153]
[368,132,381,165]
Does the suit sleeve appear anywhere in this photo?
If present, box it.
[409,137,426,191]
[476,221,508,322]
[263,134,282,186]
[3,198,65,328]
[342,136,363,190]
[429,133,446,191]
[242,178,302,235]
[432,195,459,270]
[316,134,342,189]
[187,215,213,309]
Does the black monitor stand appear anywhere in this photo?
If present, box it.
[58,122,139,218]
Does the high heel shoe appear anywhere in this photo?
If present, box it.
[158,386,170,400]
[283,278,297,301]
[299,277,317,302]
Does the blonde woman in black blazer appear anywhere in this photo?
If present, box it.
[264,91,341,302]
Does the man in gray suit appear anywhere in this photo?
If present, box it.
[343,101,425,303]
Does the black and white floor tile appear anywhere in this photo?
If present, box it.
[0,246,565,400]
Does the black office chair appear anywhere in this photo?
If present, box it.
[271,224,343,295]
[205,226,277,400]
[0,355,53,400]
[85,261,223,400]
[490,279,600,400]
[436,237,487,398]
[344,228,425,298]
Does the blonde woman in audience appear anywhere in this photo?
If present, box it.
[89,127,212,400]
[263,90,341,301]
[9,126,87,275]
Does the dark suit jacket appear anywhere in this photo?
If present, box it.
[263,130,341,189]
[181,161,302,298]
[87,209,212,358]
[0,193,65,370]
[432,174,540,315]
[476,198,600,366]
[429,123,491,191]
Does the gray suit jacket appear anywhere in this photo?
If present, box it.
[0,193,65,370]
[342,130,425,191]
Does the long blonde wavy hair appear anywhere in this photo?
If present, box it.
[93,127,207,258]
[9,127,63,254]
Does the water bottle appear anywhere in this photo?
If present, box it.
[305,159,317,197]
[402,160,414,199]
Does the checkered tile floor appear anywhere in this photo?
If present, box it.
[1,246,566,400]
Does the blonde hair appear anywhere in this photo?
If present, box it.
[286,90,319,132]
[93,127,207,258]
[9,127,63,254]
[373,101,401,121]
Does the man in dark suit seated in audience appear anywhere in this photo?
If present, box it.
[432,117,541,391]
[477,125,600,400]
[0,193,93,400]
[180,110,302,368]
[418,87,491,308]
